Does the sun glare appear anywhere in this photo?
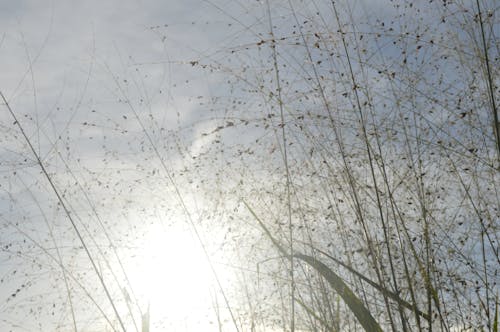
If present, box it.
[128,222,218,330]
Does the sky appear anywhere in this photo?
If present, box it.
[0,0,498,331]
[0,1,248,331]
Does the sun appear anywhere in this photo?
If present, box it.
[127,221,219,330]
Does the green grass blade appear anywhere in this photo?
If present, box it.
[494,293,498,332]
[244,200,383,332]
[294,253,383,332]
[314,247,430,321]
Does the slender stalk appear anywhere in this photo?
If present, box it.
[329,3,397,330]
[475,0,500,163]
[4,219,119,331]
[18,177,78,332]
[265,1,295,330]
[245,200,383,332]
[1,91,127,332]
[310,246,430,321]
[104,69,241,332]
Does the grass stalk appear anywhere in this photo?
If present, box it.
[265,1,296,330]
[0,91,127,332]
[329,3,397,329]
[244,200,383,332]
[105,68,241,332]
[475,0,500,163]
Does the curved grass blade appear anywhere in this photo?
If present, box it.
[313,247,430,321]
[294,253,383,332]
[243,200,383,332]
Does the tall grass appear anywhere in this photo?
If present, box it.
[190,0,499,330]
[1,0,498,331]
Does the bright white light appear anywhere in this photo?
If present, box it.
[128,222,218,331]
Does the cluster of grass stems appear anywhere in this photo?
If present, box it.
[0,0,498,331]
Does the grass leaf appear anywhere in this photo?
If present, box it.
[244,200,383,332]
